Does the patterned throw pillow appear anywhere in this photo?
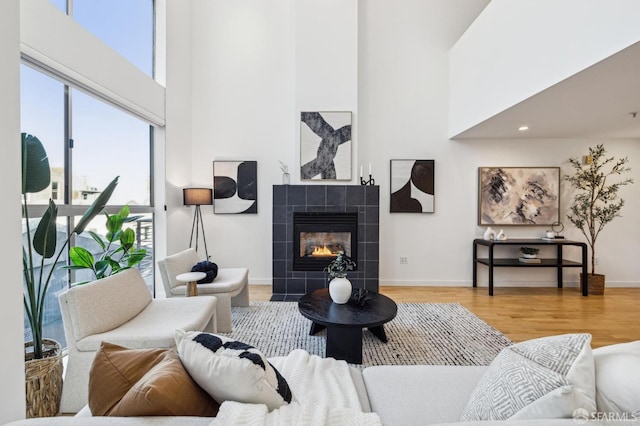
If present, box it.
[461,333,596,421]
[174,330,293,411]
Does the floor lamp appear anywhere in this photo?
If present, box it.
[183,188,213,259]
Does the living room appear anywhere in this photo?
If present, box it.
[3,0,640,423]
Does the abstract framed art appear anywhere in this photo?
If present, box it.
[478,166,560,225]
[390,160,435,213]
[213,161,257,214]
[300,111,352,180]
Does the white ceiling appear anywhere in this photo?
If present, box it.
[451,41,640,140]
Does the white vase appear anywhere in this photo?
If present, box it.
[329,277,352,304]
[483,227,495,241]
[282,172,290,185]
[495,229,507,241]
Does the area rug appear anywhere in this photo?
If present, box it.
[220,302,512,366]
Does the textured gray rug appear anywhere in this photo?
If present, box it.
[220,302,512,366]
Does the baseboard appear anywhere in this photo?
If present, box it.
[252,279,640,288]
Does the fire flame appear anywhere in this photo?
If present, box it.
[311,245,333,256]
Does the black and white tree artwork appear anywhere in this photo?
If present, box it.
[300,112,352,180]
[213,161,257,214]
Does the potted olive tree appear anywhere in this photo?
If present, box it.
[22,133,118,416]
[564,144,633,294]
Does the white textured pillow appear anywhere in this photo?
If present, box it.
[174,330,292,411]
[593,340,640,415]
[461,333,596,421]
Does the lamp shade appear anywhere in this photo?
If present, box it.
[183,188,213,206]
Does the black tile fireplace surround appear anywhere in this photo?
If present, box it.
[272,185,379,301]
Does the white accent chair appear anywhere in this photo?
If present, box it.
[58,268,217,414]
[157,248,250,333]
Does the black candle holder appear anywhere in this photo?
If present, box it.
[360,174,375,186]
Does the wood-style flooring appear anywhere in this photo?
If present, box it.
[248,285,640,348]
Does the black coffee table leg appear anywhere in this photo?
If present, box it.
[368,325,388,343]
[308,322,326,335]
[326,326,362,364]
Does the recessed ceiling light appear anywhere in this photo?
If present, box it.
[518,126,529,131]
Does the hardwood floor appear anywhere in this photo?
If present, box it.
[248,285,640,348]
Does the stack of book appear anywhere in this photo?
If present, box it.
[541,235,565,241]
[518,257,541,263]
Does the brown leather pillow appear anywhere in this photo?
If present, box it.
[89,342,219,417]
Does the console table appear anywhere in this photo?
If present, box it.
[473,238,588,296]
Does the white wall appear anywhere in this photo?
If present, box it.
[0,0,27,421]
[295,0,359,179]
[163,0,194,277]
[185,0,295,280]
[173,0,640,289]
[449,0,640,138]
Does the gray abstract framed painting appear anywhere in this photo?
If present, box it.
[390,160,435,213]
[478,167,560,225]
[300,111,352,180]
[213,161,257,214]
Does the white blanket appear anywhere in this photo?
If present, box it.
[211,349,381,426]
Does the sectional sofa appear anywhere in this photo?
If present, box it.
[6,336,638,425]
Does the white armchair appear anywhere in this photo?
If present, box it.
[157,248,250,332]
[58,268,217,413]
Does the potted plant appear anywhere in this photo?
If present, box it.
[519,247,540,259]
[62,205,147,284]
[324,252,356,304]
[22,133,118,416]
[564,144,633,294]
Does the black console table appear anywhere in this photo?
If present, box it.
[473,238,588,296]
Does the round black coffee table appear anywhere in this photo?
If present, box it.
[298,288,397,364]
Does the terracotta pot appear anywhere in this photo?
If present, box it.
[581,273,605,295]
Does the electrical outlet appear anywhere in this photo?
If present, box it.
[594,257,600,265]
[400,256,408,264]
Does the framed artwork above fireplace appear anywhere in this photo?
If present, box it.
[300,111,352,181]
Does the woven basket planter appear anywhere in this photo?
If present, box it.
[581,273,605,295]
[25,339,63,418]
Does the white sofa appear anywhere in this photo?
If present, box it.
[10,339,640,425]
[157,248,250,332]
[57,268,218,414]
[6,363,621,425]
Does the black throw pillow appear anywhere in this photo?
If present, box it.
[191,261,218,283]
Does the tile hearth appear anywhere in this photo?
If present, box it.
[272,185,379,301]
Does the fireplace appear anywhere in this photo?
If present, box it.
[293,212,358,271]
[272,185,379,300]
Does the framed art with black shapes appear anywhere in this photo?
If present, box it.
[213,161,258,214]
[390,160,435,213]
[300,111,352,181]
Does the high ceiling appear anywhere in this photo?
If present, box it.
[452,41,640,140]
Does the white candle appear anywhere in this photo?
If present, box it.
[369,163,372,175]
[360,165,363,177]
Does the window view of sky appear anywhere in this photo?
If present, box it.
[49,0,153,77]
[23,1,155,206]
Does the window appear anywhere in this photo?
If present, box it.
[71,89,151,206]
[51,0,154,77]
[21,66,156,347]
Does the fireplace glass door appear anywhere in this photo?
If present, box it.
[293,212,358,271]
